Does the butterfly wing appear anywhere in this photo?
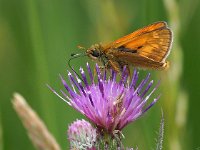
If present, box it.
[103,21,172,69]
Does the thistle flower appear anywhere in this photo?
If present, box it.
[50,63,160,134]
[68,119,97,150]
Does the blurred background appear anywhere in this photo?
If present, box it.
[0,0,200,149]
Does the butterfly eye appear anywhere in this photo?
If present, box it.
[91,50,100,57]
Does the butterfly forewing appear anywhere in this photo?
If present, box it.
[122,27,172,62]
[104,21,168,49]
[103,21,172,70]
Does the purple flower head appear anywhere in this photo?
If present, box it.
[50,63,160,134]
[68,119,97,150]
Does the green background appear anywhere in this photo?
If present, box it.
[0,0,199,149]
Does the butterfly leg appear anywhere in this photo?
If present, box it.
[93,65,105,78]
[99,65,105,70]
[120,64,130,76]
[107,60,131,76]
[107,60,121,72]
[124,65,131,83]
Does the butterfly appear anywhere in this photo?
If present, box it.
[70,21,172,73]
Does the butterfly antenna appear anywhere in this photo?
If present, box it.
[68,52,87,82]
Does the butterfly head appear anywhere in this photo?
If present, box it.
[86,44,103,60]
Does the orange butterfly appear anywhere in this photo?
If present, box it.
[72,21,172,73]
